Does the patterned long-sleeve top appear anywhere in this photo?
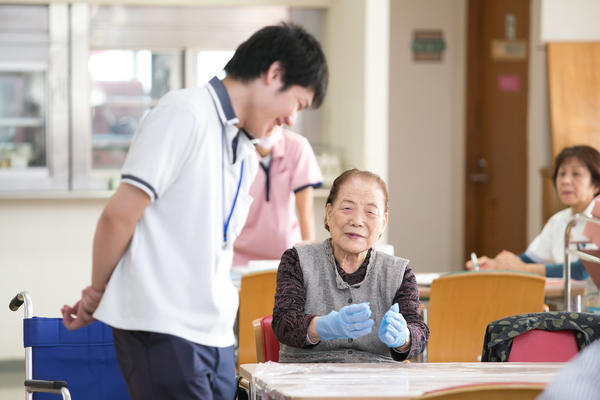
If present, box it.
[272,247,429,361]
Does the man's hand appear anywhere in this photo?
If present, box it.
[62,286,104,330]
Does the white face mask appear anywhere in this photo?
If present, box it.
[257,127,283,149]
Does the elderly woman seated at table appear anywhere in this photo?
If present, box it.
[466,145,600,280]
[272,169,429,363]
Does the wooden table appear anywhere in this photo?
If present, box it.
[542,278,587,299]
[240,362,564,399]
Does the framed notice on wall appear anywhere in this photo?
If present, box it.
[412,30,445,62]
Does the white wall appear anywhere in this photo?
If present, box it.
[364,0,390,183]
[541,0,600,42]
[528,0,552,242]
[324,0,390,181]
[387,0,466,272]
[1,198,106,359]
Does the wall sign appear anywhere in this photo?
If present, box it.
[497,74,520,92]
[412,30,446,62]
[491,40,527,61]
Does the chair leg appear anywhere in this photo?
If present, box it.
[235,375,249,400]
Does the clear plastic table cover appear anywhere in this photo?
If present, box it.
[248,361,564,399]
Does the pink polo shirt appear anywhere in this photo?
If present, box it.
[233,129,322,266]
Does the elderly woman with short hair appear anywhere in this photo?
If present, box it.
[466,145,600,280]
[272,169,429,363]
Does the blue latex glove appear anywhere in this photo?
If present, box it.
[377,303,409,348]
[315,302,374,341]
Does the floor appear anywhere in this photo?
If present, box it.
[0,360,25,399]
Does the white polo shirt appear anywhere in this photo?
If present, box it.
[524,199,597,264]
[94,77,258,347]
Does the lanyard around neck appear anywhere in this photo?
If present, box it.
[222,125,244,246]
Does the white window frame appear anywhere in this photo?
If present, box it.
[0,4,69,192]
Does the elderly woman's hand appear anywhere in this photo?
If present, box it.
[493,250,526,270]
[466,255,498,270]
[315,302,374,341]
[377,303,409,348]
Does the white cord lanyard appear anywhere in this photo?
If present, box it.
[222,124,244,248]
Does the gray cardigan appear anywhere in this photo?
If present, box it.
[278,240,408,363]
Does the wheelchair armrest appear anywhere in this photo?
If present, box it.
[25,380,71,400]
[25,379,68,389]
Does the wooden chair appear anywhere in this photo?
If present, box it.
[237,270,277,367]
[415,382,546,400]
[252,315,280,363]
[427,271,545,362]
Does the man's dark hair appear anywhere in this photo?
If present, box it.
[224,22,328,108]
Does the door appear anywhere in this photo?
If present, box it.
[465,0,530,260]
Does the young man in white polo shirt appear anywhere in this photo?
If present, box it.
[61,23,328,400]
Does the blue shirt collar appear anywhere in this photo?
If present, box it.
[208,76,239,126]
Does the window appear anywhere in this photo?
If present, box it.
[196,50,234,86]
[0,4,69,191]
[89,50,182,170]
[72,5,289,191]
[0,4,325,194]
[0,70,46,169]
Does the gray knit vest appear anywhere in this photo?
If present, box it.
[278,240,408,363]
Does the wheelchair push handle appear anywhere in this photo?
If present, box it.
[9,291,33,318]
[9,292,24,311]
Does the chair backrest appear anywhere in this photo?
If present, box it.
[238,270,277,367]
[417,382,546,400]
[25,318,129,399]
[507,329,578,362]
[427,271,545,362]
[252,315,280,363]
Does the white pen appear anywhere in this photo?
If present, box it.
[470,252,480,271]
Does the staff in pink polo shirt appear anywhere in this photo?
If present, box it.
[233,126,323,266]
